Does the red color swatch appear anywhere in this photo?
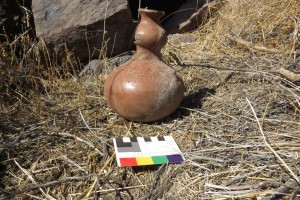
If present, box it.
[119,157,137,166]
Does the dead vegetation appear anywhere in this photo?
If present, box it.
[0,0,300,199]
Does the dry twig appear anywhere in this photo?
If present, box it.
[48,132,103,156]
[246,98,300,184]
[13,160,56,200]
[226,35,281,54]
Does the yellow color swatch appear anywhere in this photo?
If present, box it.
[136,157,154,165]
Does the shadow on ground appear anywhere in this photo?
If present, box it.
[158,87,216,123]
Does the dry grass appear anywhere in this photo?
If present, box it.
[1,0,300,199]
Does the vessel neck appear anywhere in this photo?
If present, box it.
[139,9,164,24]
[133,45,161,60]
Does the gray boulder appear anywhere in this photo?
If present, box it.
[32,0,135,62]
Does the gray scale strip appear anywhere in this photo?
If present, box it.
[116,137,141,153]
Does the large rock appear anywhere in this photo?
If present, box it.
[32,0,135,62]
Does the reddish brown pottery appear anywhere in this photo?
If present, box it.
[104,8,185,122]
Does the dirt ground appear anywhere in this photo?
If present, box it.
[0,0,299,199]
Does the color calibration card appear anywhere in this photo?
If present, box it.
[113,136,185,167]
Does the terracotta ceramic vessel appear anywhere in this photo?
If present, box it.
[104,9,185,122]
